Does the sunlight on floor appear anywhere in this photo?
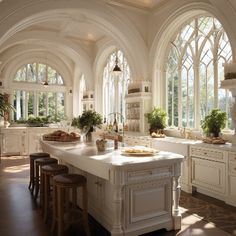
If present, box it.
[1,156,28,160]
[4,164,30,173]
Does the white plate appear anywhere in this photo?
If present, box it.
[121,151,158,157]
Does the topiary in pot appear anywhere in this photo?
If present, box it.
[201,108,227,137]
[145,107,167,134]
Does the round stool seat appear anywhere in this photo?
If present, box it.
[35,157,58,165]
[53,173,86,186]
[42,164,69,174]
[34,157,58,200]
[30,152,50,159]
[28,152,50,193]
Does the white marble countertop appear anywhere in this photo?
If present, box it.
[40,139,184,180]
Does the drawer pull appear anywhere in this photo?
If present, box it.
[204,152,207,155]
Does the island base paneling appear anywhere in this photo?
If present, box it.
[41,140,183,236]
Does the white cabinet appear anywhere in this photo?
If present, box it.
[190,146,226,199]
[0,126,72,156]
[87,173,113,229]
[227,152,236,206]
[125,92,151,134]
[0,128,28,156]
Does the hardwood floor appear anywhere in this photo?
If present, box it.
[0,155,234,236]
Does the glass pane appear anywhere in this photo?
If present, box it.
[38,92,46,116]
[48,92,56,117]
[13,90,26,120]
[28,91,35,116]
[26,63,37,82]
[14,66,26,82]
[48,66,57,85]
[57,92,65,119]
[38,64,46,84]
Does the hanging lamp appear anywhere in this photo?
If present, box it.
[113,53,122,75]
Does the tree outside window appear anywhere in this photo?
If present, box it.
[166,16,233,130]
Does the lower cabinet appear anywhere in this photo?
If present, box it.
[227,152,236,206]
[0,126,76,156]
[0,128,28,156]
[191,157,226,195]
[190,146,227,201]
[86,165,178,235]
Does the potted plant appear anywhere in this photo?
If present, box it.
[201,108,227,137]
[72,110,102,141]
[0,93,15,127]
[145,107,167,134]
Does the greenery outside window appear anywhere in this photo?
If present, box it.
[166,16,233,130]
[13,62,65,121]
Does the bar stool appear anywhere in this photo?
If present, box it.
[34,157,58,200]
[41,164,69,223]
[52,173,90,236]
[28,152,50,194]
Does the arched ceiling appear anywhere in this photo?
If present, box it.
[0,1,148,88]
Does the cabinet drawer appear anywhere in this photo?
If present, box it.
[126,167,172,183]
[229,152,236,163]
[229,162,236,175]
[190,147,225,162]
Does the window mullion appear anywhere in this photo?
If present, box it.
[178,67,182,128]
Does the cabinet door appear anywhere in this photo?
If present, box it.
[124,179,172,230]
[1,130,27,156]
[191,157,226,194]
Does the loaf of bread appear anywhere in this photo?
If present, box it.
[43,130,80,142]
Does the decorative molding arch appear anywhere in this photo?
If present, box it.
[149,2,236,106]
[2,51,72,89]
[0,30,94,89]
[0,0,148,80]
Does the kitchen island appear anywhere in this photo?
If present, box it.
[40,140,184,236]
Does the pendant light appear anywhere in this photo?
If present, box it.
[43,60,49,87]
[113,52,122,75]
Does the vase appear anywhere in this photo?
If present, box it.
[96,139,107,152]
[86,131,92,142]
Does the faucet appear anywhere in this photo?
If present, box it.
[107,112,125,147]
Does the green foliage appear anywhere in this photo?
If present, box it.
[27,115,51,127]
[201,108,227,137]
[72,110,102,130]
[145,107,167,131]
[0,93,15,117]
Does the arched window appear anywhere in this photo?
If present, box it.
[166,16,233,130]
[103,50,131,121]
[13,62,65,121]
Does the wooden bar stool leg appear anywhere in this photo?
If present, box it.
[43,174,50,223]
[28,158,34,191]
[72,187,77,209]
[83,185,90,236]
[34,163,40,200]
[51,183,57,233]
[39,166,45,207]
[58,186,65,236]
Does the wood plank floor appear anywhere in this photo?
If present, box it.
[0,155,234,236]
